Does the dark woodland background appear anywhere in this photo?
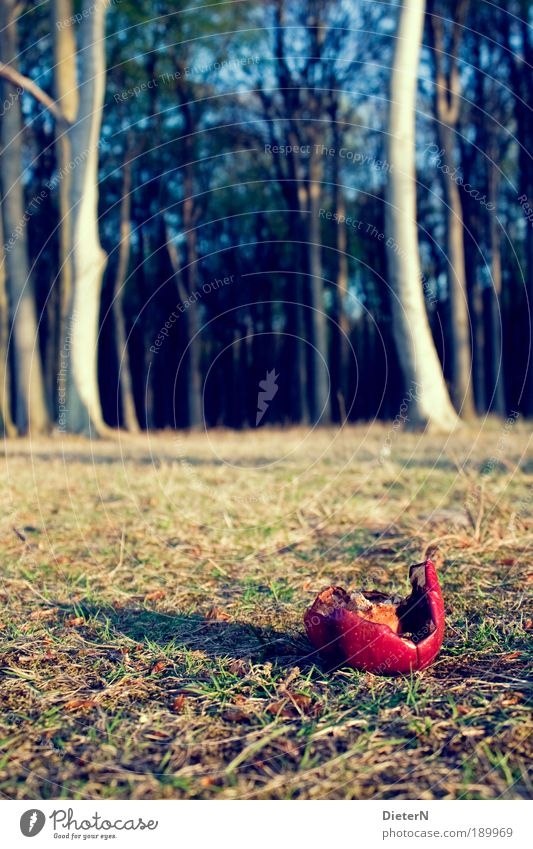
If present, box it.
[0,0,532,435]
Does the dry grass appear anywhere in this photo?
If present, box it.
[0,422,531,800]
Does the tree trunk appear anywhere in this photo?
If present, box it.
[0,0,49,434]
[510,3,533,414]
[181,145,203,430]
[287,146,310,425]
[330,108,350,422]
[385,0,459,431]
[435,127,476,417]
[173,71,203,429]
[470,277,486,413]
[0,209,16,435]
[486,159,506,415]
[51,0,78,332]
[63,0,109,435]
[429,2,475,418]
[307,143,330,423]
[113,147,140,432]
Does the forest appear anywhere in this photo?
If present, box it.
[1,0,532,806]
[0,0,532,435]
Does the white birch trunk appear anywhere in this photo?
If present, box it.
[385,0,459,431]
[0,0,49,434]
[63,0,108,434]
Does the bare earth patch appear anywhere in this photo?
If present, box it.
[0,423,531,800]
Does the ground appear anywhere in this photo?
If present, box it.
[0,423,531,800]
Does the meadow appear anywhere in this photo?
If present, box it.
[0,424,531,799]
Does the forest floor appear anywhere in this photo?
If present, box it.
[0,422,532,800]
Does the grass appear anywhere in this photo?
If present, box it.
[0,422,531,800]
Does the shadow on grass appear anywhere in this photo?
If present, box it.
[70,604,315,667]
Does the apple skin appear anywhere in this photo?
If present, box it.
[304,557,445,674]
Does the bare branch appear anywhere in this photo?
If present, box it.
[0,61,65,122]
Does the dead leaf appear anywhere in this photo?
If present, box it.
[223,708,249,722]
[145,590,166,602]
[228,659,248,677]
[277,737,300,758]
[206,606,231,622]
[501,692,523,707]
[65,699,98,711]
[267,700,294,718]
[30,608,58,621]
[172,695,186,713]
[65,617,85,627]
[150,661,167,674]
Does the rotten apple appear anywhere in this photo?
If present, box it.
[304,548,445,674]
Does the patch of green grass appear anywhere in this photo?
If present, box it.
[0,425,531,799]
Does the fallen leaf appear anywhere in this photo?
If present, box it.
[30,608,58,621]
[65,699,98,711]
[277,737,300,758]
[267,700,294,718]
[172,695,186,713]
[501,692,523,707]
[222,708,249,722]
[228,659,248,677]
[145,730,171,740]
[150,661,167,674]
[145,590,166,602]
[206,606,231,622]
[65,617,85,627]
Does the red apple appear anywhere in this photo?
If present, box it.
[304,550,445,674]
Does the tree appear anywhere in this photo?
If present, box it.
[501,0,533,415]
[0,0,49,434]
[112,141,141,432]
[0,0,109,435]
[427,0,476,418]
[0,205,16,435]
[61,0,109,434]
[385,0,459,430]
